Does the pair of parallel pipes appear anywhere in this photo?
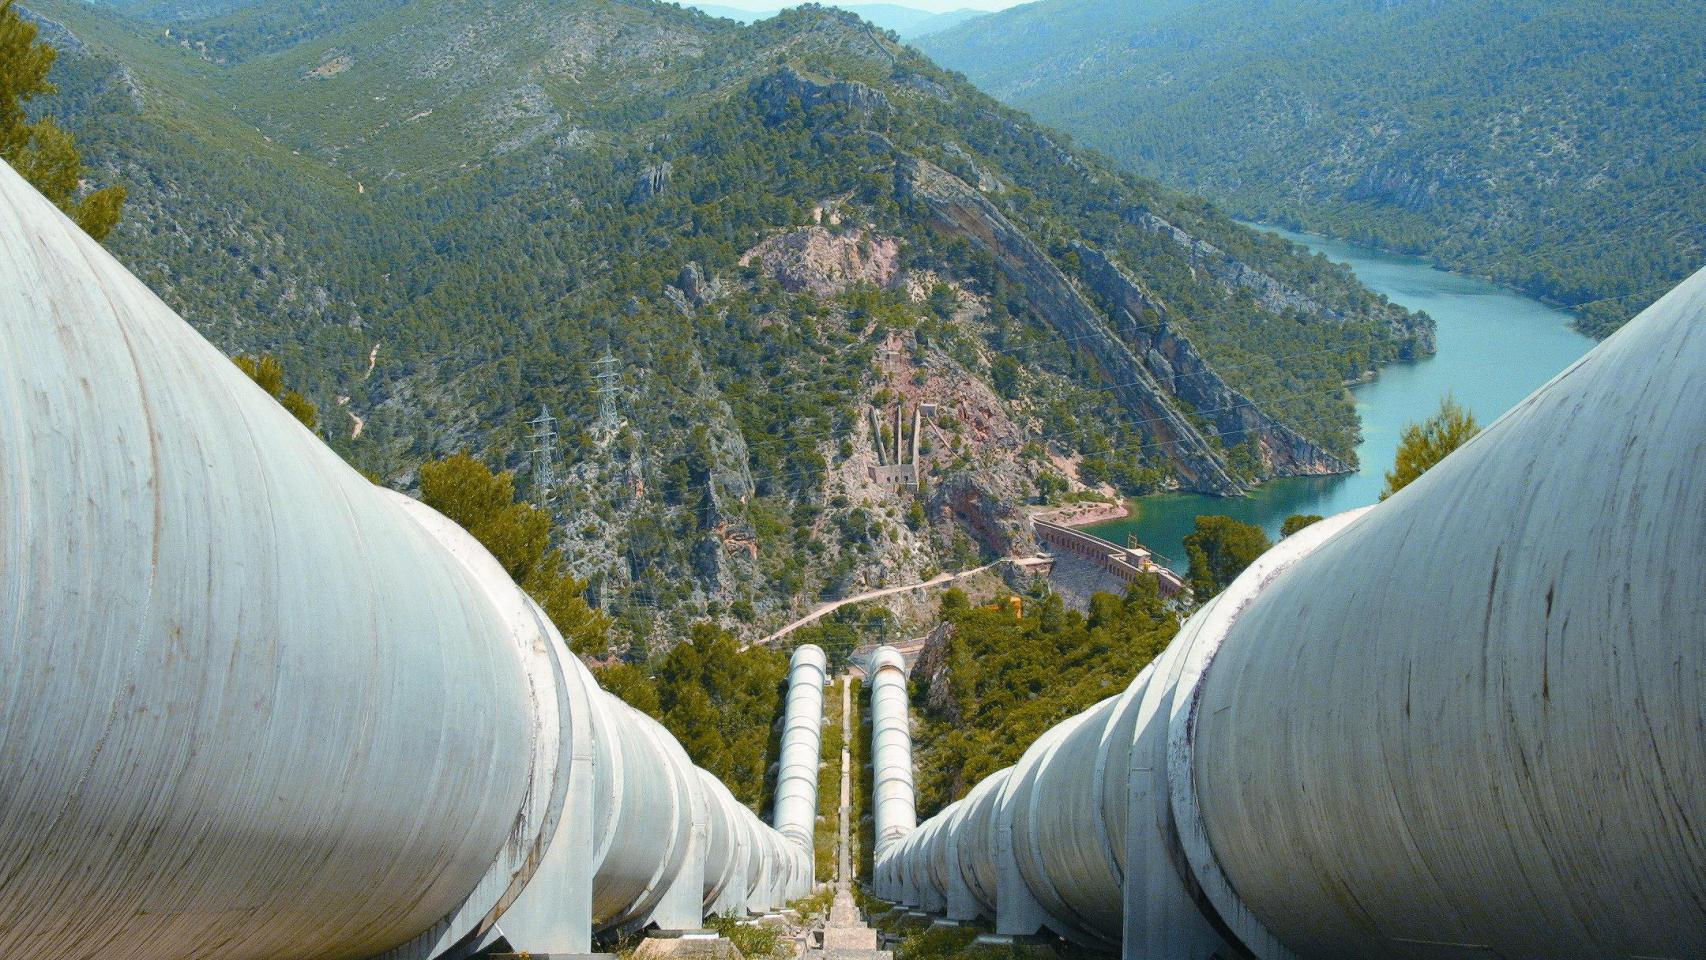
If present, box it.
[875,265,1706,959]
[0,160,827,960]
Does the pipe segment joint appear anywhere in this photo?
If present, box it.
[1158,509,1370,959]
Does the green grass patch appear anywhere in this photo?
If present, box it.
[706,914,787,960]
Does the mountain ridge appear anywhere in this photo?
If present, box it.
[682,3,985,39]
[23,0,1427,646]
[919,0,1706,337]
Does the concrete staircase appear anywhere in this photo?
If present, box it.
[820,890,884,956]
[804,675,891,960]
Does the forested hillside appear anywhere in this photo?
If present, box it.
[684,2,986,39]
[920,0,1706,337]
[23,0,1424,652]
[909,583,1176,816]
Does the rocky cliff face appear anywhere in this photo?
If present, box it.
[894,150,1348,493]
[739,225,902,296]
[911,622,961,724]
[1130,210,1435,358]
[1075,245,1353,477]
[929,472,1035,558]
[921,0,1700,339]
[752,65,891,122]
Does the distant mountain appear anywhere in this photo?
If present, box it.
[681,2,768,24]
[920,0,1706,337]
[22,0,1422,644]
[681,2,985,38]
[841,3,984,38]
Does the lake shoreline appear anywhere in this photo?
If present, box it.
[1089,223,1593,573]
[1241,216,1602,335]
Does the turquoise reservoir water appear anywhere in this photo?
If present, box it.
[1088,226,1594,572]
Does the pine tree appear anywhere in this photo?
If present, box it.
[232,354,320,432]
[1,0,125,239]
[1184,515,1271,598]
[418,453,612,655]
[1381,395,1481,500]
[596,662,661,717]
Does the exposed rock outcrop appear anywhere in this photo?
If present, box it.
[928,472,1034,557]
[1347,161,1455,214]
[686,374,759,594]
[899,72,952,103]
[677,262,719,308]
[911,622,960,724]
[665,261,724,315]
[740,226,901,296]
[942,142,1004,193]
[893,150,1352,494]
[628,161,672,203]
[751,65,890,123]
[1129,209,1435,357]
[1074,244,1352,477]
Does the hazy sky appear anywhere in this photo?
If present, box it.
[703,0,1028,11]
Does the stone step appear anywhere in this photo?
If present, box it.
[821,949,891,960]
[823,927,879,951]
[631,937,743,960]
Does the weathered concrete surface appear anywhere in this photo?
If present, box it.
[1192,263,1706,960]
[0,159,805,960]
[868,646,918,868]
[874,261,1706,959]
[823,922,880,951]
[0,156,543,960]
[774,644,828,895]
[1033,517,1185,594]
[632,935,745,960]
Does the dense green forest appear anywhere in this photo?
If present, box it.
[911,582,1177,816]
[920,0,1706,337]
[682,1,986,40]
[23,0,1423,647]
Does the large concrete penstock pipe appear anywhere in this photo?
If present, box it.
[877,264,1706,960]
[773,643,828,891]
[0,160,805,960]
[868,644,918,888]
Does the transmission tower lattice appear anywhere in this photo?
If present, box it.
[593,353,621,430]
[527,406,557,505]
